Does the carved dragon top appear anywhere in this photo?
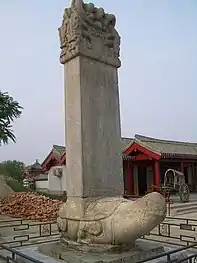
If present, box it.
[58,0,121,67]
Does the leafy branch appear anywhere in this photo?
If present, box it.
[0,91,23,145]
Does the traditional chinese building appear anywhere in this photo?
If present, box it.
[40,135,197,197]
[123,135,197,196]
[22,159,44,190]
[22,159,42,180]
[41,145,65,172]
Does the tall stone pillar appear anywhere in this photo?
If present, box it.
[55,0,166,250]
[59,0,123,203]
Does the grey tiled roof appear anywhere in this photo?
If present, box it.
[41,145,66,166]
[43,134,197,163]
[121,137,134,150]
[53,145,66,156]
[30,159,41,169]
[48,138,133,158]
[134,134,197,157]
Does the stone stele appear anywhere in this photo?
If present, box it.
[55,0,166,254]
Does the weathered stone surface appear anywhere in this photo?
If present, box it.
[16,247,61,263]
[57,192,167,247]
[39,240,164,263]
[61,1,123,200]
[59,0,121,67]
[57,0,167,253]
[15,245,190,263]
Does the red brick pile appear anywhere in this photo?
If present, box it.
[0,192,63,221]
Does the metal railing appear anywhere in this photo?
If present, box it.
[0,217,59,249]
[142,216,197,247]
[1,243,197,263]
[0,244,44,263]
[1,216,197,248]
[1,216,197,262]
[137,243,197,262]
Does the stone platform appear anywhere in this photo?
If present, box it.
[36,240,164,263]
[15,241,190,263]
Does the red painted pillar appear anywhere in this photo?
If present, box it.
[154,161,160,192]
[128,162,134,195]
[127,161,131,195]
[123,160,134,196]
[123,160,126,193]
[124,160,130,195]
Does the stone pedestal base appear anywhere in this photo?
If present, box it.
[59,238,136,253]
[38,240,164,263]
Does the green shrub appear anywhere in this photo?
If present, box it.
[5,177,64,201]
[6,178,29,192]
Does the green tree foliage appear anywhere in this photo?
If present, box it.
[0,91,23,145]
[0,160,25,182]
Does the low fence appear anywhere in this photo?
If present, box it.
[0,217,59,249]
[1,246,197,263]
[0,215,197,263]
[142,216,197,247]
[138,244,197,263]
[1,244,197,263]
[0,244,44,263]
[1,216,197,262]
[1,216,197,249]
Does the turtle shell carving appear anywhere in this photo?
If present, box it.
[59,197,126,221]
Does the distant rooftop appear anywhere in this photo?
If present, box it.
[132,134,197,158]
[41,134,197,164]
[28,159,41,170]
[52,145,66,156]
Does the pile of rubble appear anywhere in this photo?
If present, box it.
[0,192,63,221]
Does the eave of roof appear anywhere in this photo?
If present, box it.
[123,138,161,155]
[53,145,66,154]
[135,134,197,147]
[41,148,61,167]
[161,153,197,159]
[41,134,197,164]
[134,134,197,158]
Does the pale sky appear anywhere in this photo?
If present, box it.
[0,0,197,165]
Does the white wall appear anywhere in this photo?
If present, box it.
[35,180,48,191]
[48,166,67,193]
